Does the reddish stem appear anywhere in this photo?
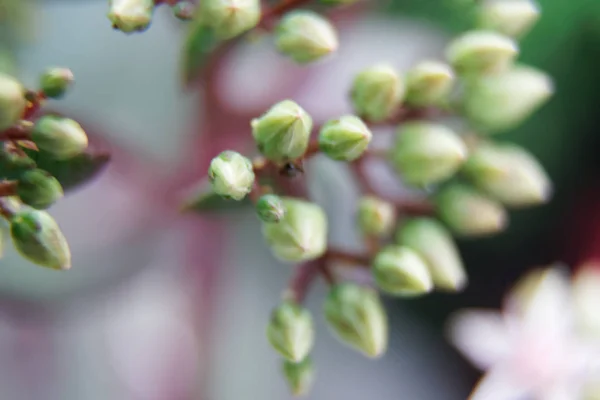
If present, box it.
[22,92,46,120]
[325,249,371,267]
[0,181,18,198]
[0,125,32,141]
[286,261,322,303]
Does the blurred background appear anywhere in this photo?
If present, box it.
[1,0,600,399]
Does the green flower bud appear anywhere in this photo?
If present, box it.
[201,0,260,40]
[17,169,64,210]
[445,30,518,75]
[463,65,553,133]
[0,73,26,131]
[256,194,285,222]
[405,61,455,107]
[267,301,314,362]
[10,210,71,270]
[108,0,154,33]
[396,218,467,291]
[282,357,315,397]
[262,198,327,263]
[435,183,508,237]
[208,151,255,201]
[39,67,74,99]
[318,115,372,161]
[463,142,551,207]
[251,100,313,162]
[275,11,338,64]
[372,245,433,296]
[31,116,89,159]
[350,65,405,122]
[390,122,467,186]
[478,0,540,39]
[356,196,396,237]
[172,1,195,21]
[323,284,388,358]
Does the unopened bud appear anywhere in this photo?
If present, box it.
[31,116,89,159]
[10,210,71,270]
[356,196,396,237]
[251,100,313,162]
[256,194,285,222]
[350,65,405,122]
[39,67,74,99]
[267,301,314,362]
[478,0,540,39]
[445,30,518,75]
[282,357,315,397]
[108,0,155,33]
[405,61,455,107]
[208,151,255,200]
[172,1,195,20]
[396,218,467,291]
[323,284,388,358]
[275,11,338,64]
[318,115,372,161]
[0,73,26,131]
[17,169,64,210]
[201,0,260,39]
[390,122,467,186]
[372,245,433,296]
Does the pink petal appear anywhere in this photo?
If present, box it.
[469,365,531,400]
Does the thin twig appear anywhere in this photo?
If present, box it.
[0,181,18,198]
[258,0,313,30]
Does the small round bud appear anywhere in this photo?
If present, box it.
[436,183,508,237]
[463,65,553,133]
[323,283,388,358]
[31,116,89,159]
[267,301,314,362]
[172,1,195,20]
[262,198,327,263]
[445,30,518,75]
[10,210,71,270]
[478,0,540,39]
[108,0,155,33]
[396,218,467,291]
[0,73,26,131]
[275,11,338,64]
[201,0,260,40]
[39,67,74,99]
[463,142,551,207]
[282,357,315,397]
[405,61,455,107]
[350,65,405,122]
[17,169,64,210]
[372,245,433,296]
[251,100,313,163]
[208,151,255,201]
[390,122,467,187]
[318,115,372,161]
[356,196,396,237]
[256,194,285,223]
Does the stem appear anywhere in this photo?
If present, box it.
[325,248,371,267]
[284,261,322,303]
[0,181,18,198]
[0,123,33,141]
[22,91,46,120]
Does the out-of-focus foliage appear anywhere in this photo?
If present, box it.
[0,0,35,74]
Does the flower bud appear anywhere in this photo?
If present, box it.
[435,183,508,237]
[396,218,467,291]
[201,0,260,40]
[262,198,327,262]
[350,65,405,122]
[256,194,285,223]
[108,0,155,33]
[10,210,71,270]
[282,357,315,397]
[405,61,455,107]
[0,73,26,131]
[267,301,314,362]
[372,245,433,296]
[275,11,338,64]
[572,264,600,337]
[251,100,313,162]
[172,1,195,20]
[463,142,551,207]
[208,151,255,201]
[323,284,388,358]
[390,122,467,186]
[445,30,518,75]
[318,115,372,161]
[17,169,64,210]
[478,0,540,39]
[31,116,89,159]
[463,65,553,133]
[356,196,396,237]
[39,67,74,99]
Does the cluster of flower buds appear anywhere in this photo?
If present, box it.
[108,0,196,33]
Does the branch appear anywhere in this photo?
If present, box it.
[0,181,18,198]
[0,123,33,141]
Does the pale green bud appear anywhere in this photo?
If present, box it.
[108,0,154,33]
[267,301,314,362]
[323,284,388,358]
[10,210,71,270]
[39,67,74,99]
[372,245,433,296]
[282,357,315,397]
[208,151,255,201]
[405,61,455,107]
[396,218,467,291]
[463,142,551,207]
[0,73,26,131]
[436,183,508,237]
[262,198,327,263]
[202,0,260,40]
[350,65,405,122]
[17,169,64,210]
[390,122,467,186]
[31,116,89,159]
[251,100,313,162]
[463,65,553,133]
[256,194,285,223]
[356,196,396,237]
[172,1,195,21]
[275,11,338,64]
[318,115,372,161]
[445,30,518,75]
[478,0,540,39]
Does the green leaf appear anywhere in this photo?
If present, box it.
[181,20,220,86]
[180,178,251,213]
